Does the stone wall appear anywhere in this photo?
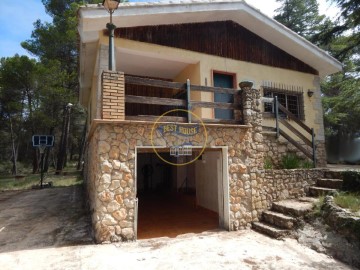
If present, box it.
[263,134,327,168]
[85,121,266,242]
[322,196,360,246]
[84,72,327,243]
[263,169,324,207]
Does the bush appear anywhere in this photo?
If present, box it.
[301,160,314,169]
[280,153,315,169]
[0,161,29,175]
[0,161,13,174]
[281,153,302,169]
[341,171,360,192]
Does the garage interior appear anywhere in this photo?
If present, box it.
[136,149,224,239]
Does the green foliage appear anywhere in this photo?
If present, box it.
[334,192,360,213]
[0,169,83,191]
[341,171,360,192]
[0,1,89,172]
[280,153,314,169]
[320,0,360,60]
[275,0,360,141]
[280,153,302,169]
[274,0,327,41]
[312,195,325,217]
[264,156,273,169]
[301,160,314,169]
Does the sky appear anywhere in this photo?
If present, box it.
[0,0,339,59]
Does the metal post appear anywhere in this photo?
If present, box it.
[274,96,279,138]
[107,22,116,71]
[311,128,317,168]
[40,146,45,189]
[186,79,191,123]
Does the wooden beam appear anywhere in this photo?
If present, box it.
[279,119,312,147]
[125,75,186,90]
[125,115,187,122]
[278,103,312,134]
[191,101,240,110]
[190,84,239,95]
[279,129,313,160]
[193,118,241,125]
[125,95,186,107]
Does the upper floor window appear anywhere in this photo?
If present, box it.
[263,87,305,120]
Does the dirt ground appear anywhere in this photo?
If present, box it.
[0,186,93,253]
[0,186,355,270]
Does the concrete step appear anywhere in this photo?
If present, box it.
[272,199,314,217]
[309,186,337,197]
[262,210,297,229]
[316,178,343,189]
[252,221,290,239]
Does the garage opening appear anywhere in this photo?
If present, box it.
[135,148,228,239]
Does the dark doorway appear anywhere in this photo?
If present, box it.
[136,150,223,239]
[213,72,235,120]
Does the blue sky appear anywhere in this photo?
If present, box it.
[0,0,51,58]
[0,0,338,59]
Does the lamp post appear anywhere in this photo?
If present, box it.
[103,0,120,71]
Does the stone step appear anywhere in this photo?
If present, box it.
[316,178,343,189]
[309,186,337,197]
[272,199,314,217]
[252,221,290,239]
[262,210,297,229]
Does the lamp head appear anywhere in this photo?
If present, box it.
[102,0,120,13]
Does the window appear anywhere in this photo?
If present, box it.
[263,88,304,120]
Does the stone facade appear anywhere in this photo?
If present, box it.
[84,71,327,243]
[85,119,265,242]
[263,134,327,168]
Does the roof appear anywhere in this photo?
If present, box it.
[77,0,342,102]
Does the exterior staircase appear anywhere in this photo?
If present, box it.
[308,178,343,196]
[252,172,343,239]
[252,197,316,239]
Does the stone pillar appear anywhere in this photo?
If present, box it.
[101,71,125,120]
[240,82,266,222]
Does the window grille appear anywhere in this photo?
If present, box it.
[263,85,305,120]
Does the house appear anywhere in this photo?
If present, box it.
[77,0,342,242]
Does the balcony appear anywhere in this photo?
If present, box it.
[101,72,247,125]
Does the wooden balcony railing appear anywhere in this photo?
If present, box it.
[124,75,243,124]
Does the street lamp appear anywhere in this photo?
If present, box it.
[103,0,120,71]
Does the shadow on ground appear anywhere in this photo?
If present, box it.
[0,185,93,253]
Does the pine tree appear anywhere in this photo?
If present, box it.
[274,0,327,42]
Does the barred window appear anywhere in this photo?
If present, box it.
[263,88,304,120]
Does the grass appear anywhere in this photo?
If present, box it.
[311,195,325,217]
[280,153,314,169]
[264,156,273,170]
[281,153,301,169]
[334,192,360,214]
[0,170,83,191]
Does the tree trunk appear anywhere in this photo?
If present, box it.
[44,127,54,172]
[77,120,87,171]
[56,108,67,174]
[9,116,17,175]
[56,105,71,174]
